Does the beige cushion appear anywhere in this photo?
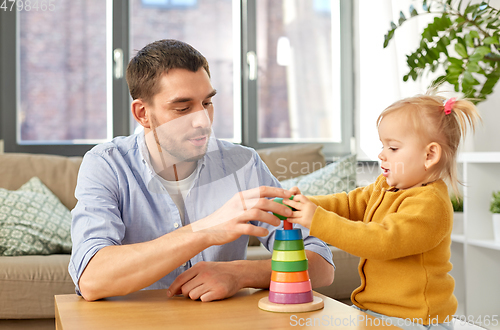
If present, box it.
[0,254,74,319]
[0,153,82,210]
[257,144,325,181]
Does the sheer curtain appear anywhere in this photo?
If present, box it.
[354,0,438,161]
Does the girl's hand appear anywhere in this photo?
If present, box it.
[288,186,302,196]
[283,194,317,229]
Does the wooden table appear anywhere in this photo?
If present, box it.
[55,289,401,329]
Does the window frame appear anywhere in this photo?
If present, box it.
[1,0,353,158]
[241,0,354,158]
[0,0,130,156]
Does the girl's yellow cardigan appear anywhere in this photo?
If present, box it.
[308,174,457,325]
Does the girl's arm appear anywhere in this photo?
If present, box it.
[285,182,376,229]
[306,191,452,260]
[307,180,376,221]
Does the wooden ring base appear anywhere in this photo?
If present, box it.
[258,296,324,313]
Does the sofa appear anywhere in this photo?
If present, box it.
[0,144,360,329]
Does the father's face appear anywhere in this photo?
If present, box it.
[147,68,216,163]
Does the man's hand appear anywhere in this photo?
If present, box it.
[167,261,246,302]
[191,186,294,246]
[283,194,317,229]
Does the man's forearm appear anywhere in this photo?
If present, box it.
[78,226,211,301]
[235,259,273,289]
[306,250,335,288]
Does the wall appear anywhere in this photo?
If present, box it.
[354,0,500,160]
[471,0,500,152]
[473,84,500,152]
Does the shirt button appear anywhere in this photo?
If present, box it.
[174,223,179,229]
[182,262,187,267]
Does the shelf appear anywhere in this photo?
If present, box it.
[458,152,500,163]
[451,234,465,243]
[468,239,500,251]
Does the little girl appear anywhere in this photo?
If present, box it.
[285,91,481,330]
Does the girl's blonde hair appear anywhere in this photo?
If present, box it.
[376,89,481,197]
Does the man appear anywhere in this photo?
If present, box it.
[69,39,334,302]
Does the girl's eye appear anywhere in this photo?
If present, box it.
[203,102,213,107]
[177,108,189,112]
[389,147,398,151]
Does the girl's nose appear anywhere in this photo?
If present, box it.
[378,150,385,161]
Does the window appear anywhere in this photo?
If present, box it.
[0,0,124,156]
[130,0,240,141]
[256,0,341,143]
[0,0,353,157]
[18,1,108,144]
[243,0,353,156]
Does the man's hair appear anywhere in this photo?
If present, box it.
[126,39,210,104]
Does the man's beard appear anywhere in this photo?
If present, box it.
[150,113,212,164]
[157,130,211,163]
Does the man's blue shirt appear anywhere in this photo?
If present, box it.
[69,133,333,294]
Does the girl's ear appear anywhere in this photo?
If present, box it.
[425,142,442,170]
[131,99,151,129]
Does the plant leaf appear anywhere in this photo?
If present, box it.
[478,2,489,11]
[464,3,480,16]
[448,57,464,66]
[399,11,406,25]
[383,29,395,48]
[480,66,500,96]
[463,71,480,85]
[455,43,469,58]
[448,63,464,74]
[467,61,481,72]
[472,3,489,20]
[469,31,480,40]
[484,53,500,61]
[436,39,449,56]
[475,46,492,56]
[428,47,441,61]
[465,33,474,48]
[384,33,390,48]
[469,52,483,62]
[483,36,500,45]
[410,4,418,17]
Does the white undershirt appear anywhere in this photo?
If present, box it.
[158,167,197,225]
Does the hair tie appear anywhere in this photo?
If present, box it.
[443,97,456,115]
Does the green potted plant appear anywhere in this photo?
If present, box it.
[384,0,500,103]
[451,194,463,235]
[490,190,500,242]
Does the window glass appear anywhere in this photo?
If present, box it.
[130,0,238,141]
[18,0,108,144]
[256,0,341,143]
